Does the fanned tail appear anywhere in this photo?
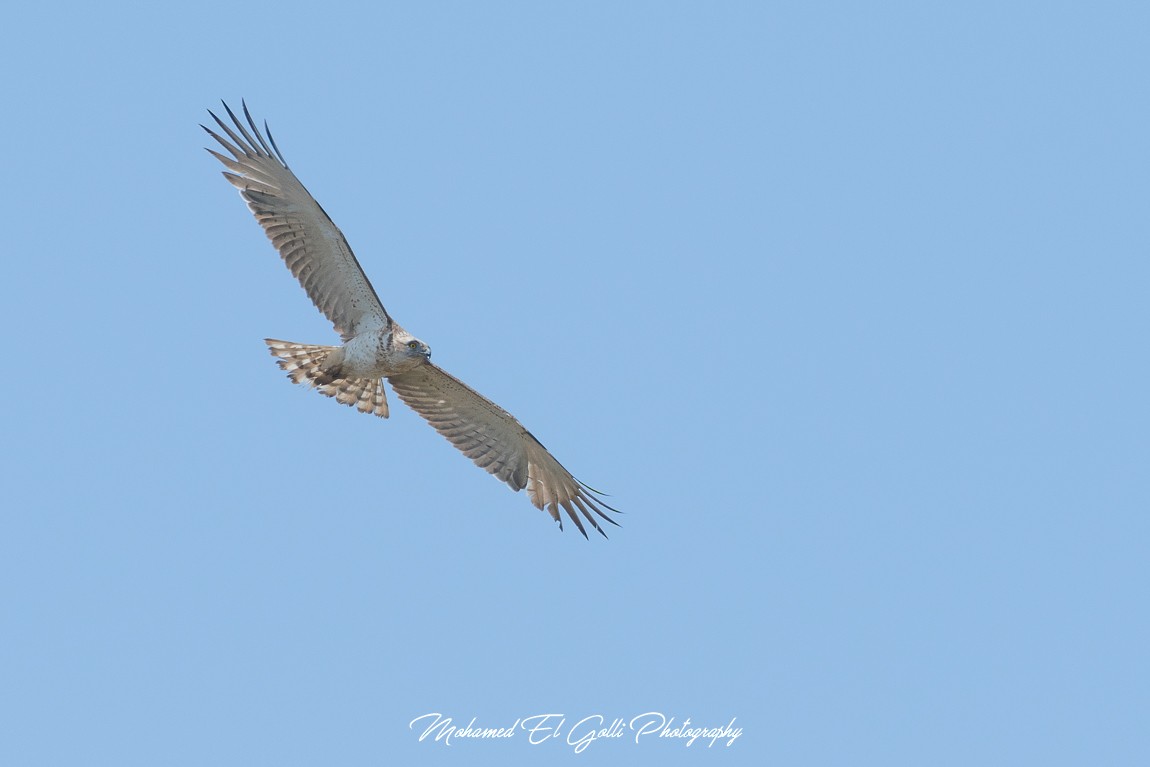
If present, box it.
[264,339,389,418]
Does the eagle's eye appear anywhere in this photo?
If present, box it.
[407,341,419,350]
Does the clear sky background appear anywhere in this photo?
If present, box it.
[2,2,1147,765]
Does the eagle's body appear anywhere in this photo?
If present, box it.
[204,102,618,537]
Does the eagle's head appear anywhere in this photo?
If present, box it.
[403,337,432,360]
[393,329,432,363]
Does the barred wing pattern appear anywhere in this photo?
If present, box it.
[388,365,620,538]
[203,102,389,342]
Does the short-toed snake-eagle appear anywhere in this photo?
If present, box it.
[204,102,619,538]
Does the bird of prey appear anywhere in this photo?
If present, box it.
[203,101,619,538]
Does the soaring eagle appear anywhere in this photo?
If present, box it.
[204,102,619,538]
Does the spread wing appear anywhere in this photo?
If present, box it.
[203,101,389,342]
[387,364,620,538]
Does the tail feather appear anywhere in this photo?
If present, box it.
[264,339,389,418]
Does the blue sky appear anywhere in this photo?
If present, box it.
[2,2,1147,765]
